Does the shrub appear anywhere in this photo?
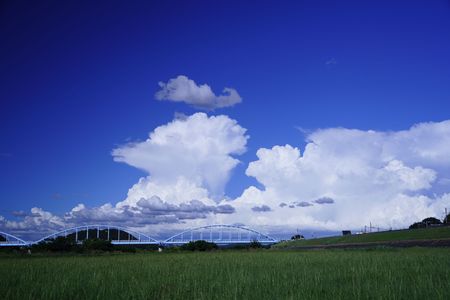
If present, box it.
[82,239,113,252]
[181,240,218,251]
[249,240,263,249]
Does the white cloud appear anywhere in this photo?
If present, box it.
[3,118,450,239]
[112,112,248,198]
[155,75,242,109]
[219,120,450,232]
[0,207,65,239]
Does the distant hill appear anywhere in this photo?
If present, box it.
[273,226,450,249]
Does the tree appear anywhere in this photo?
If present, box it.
[409,222,426,229]
[82,239,113,251]
[443,213,450,225]
[249,239,262,248]
[421,217,442,226]
[291,234,304,240]
[181,240,218,251]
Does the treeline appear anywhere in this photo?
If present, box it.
[30,236,158,253]
[409,214,450,229]
[26,237,265,253]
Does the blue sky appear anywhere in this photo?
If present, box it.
[1,0,450,239]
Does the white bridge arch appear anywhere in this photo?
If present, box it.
[0,231,29,247]
[33,225,160,245]
[0,224,278,247]
[164,224,278,245]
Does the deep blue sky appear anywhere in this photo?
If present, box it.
[1,0,450,218]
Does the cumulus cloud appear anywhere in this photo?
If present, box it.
[3,117,450,239]
[155,75,242,110]
[0,208,65,239]
[219,120,450,232]
[112,113,248,198]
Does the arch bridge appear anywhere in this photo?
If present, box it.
[164,224,278,245]
[0,231,29,247]
[33,225,160,245]
[0,224,278,247]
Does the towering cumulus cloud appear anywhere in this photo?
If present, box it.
[225,120,450,232]
[112,112,248,199]
[155,75,242,109]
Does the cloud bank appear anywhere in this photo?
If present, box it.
[155,75,242,110]
[2,116,450,239]
[222,120,450,231]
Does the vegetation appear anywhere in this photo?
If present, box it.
[31,237,114,253]
[291,234,305,240]
[409,217,443,229]
[0,248,449,299]
[180,240,218,251]
[274,226,450,248]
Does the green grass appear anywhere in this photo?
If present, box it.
[1,248,450,299]
[274,226,450,248]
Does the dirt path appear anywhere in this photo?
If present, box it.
[284,238,450,250]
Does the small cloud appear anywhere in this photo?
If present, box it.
[314,197,335,204]
[296,201,313,207]
[251,205,272,212]
[52,193,63,200]
[173,112,188,121]
[155,75,242,110]
[438,178,450,186]
[295,126,313,136]
[11,210,27,217]
[325,58,337,65]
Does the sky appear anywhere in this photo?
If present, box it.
[1,0,450,240]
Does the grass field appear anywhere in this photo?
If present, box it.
[1,248,449,299]
[274,226,450,248]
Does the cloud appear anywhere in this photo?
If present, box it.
[155,75,242,110]
[112,113,248,198]
[0,208,65,239]
[222,120,450,231]
[251,205,272,212]
[11,210,28,217]
[325,58,337,65]
[3,117,450,239]
[314,197,335,205]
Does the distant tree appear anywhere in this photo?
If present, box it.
[409,217,442,229]
[82,239,113,252]
[444,213,450,225]
[41,236,78,252]
[181,240,218,251]
[291,234,304,240]
[421,217,442,226]
[409,222,426,229]
[249,239,262,248]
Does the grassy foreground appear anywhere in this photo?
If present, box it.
[1,248,450,299]
[274,226,450,248]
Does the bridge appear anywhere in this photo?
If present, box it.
[0,224,278,247]
[164,224,278,245]
[0,231,29,247]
